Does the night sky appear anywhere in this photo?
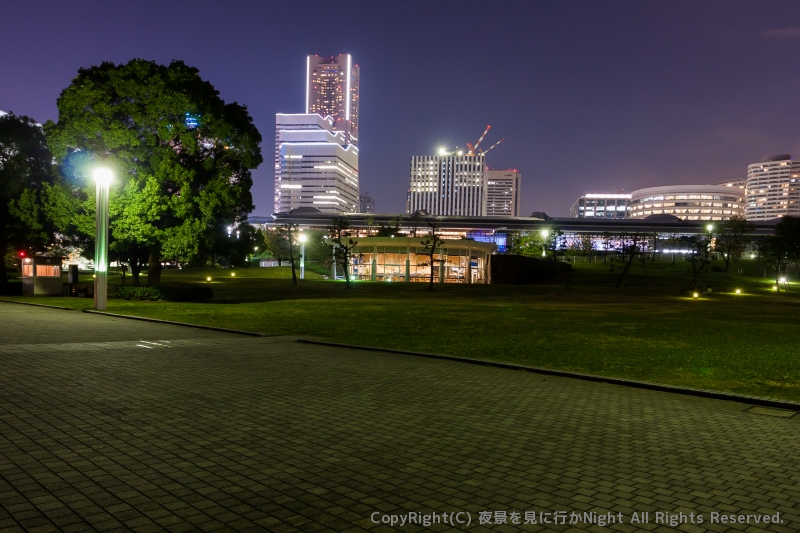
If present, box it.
[4,1,800,217]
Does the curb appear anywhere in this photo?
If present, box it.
[83,310,263,337]
[0,299,76,311]
[297,339,800,413]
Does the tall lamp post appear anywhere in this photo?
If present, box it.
[298,233,307,279]
[93,168,113,310]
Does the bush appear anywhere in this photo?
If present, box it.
[0,281,22,296]
[711,266,724,273]
[70,283,94,297]
[491,255,572,284]
[109,285,213,301]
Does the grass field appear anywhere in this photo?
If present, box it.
[5,258,800,401]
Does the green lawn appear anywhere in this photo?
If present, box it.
[5,259,800,401]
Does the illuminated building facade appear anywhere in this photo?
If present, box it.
[408,154,487,216]
[486,170,521,216]
[306,54,359,146]
[745,155,800,220]
[345,237,496,284]
[570,193,631,218]
[628,185,744,220]
[273,113,359,214]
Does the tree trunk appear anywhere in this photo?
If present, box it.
[130,256,142,286]
[147,251,162,286]
[342,250,351,289]
[290,256,297,285]
[429,252,435,290]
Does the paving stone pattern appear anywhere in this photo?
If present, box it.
[0,302,798,532]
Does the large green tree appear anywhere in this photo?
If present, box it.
[0,112,56,282]
[45,59,262,285]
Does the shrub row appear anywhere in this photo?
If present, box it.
[491,255,572,284]
[0,281,23,296]
[109,285,213,301]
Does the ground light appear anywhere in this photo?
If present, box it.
[693,292,699,299]
[207,277,211,282]
[231,272,236,277]
[735,289,741,295]
[92,167,113,311]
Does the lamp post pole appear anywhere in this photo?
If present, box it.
[299,233,307,279]
[93,168,113,311]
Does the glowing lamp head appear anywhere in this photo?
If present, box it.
[298,233,308,243]
[207,276,212,282]
[735,289,741,294]
[93,167,113,186]
[231,272,235,277]
[706,224,714,232]
[437,147,448,156]
[541,229,549,237]
[692,292,699,299]
[779,277,786,283]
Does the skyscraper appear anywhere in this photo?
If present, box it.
[306,54,359,146]
[273,113,359,214]
[746,154,800,220]
[486,169,521,216]
[359,192,375,213]
[408,154,487,216]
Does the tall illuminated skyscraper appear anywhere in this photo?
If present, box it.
[306,54,359,146]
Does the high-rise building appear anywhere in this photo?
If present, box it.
[486,170,521,216]
[306,54,359,146]
[273,113,359,214]
[570,193,631,218]
[408,154,487,216]
[359,192,375,213]
[745,155,800,220]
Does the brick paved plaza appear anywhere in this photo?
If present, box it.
[0,302,798,532]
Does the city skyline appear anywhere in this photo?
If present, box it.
[5,1,800,217]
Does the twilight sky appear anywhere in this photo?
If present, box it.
[4,0,800,217]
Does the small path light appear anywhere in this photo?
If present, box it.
[693,292,699,299]
[231,272,236,277]
[735,289,741,295]
[207,276,212,282]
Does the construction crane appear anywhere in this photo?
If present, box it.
[480,138,504,156]
[466,125,491,156]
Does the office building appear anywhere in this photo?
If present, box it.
[273,113,359,214]
[628,185,744,220]
[408,154,487,216]
[359,192,375,213]
[570,193,631,218]
[486,169,521,216]
[745,155,800,220]
[306,54,359,146]
[710,178,747,191]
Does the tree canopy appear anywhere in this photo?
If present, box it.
[45,59,262,285]
[0,112,55,281]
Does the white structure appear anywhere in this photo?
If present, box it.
[408,154,487,216]
[570,193,631,218]
[486,170,521,216]
[628,185,744,220]
[273,113,359,214]
[306,54,359,146]
[745,155,800,220]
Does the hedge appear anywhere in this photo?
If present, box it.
[108,285,213,301]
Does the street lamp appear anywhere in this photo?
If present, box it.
[298,232,308,279]
[93,168,113,310]
[706,224,714,232]
[541,229,549,257]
